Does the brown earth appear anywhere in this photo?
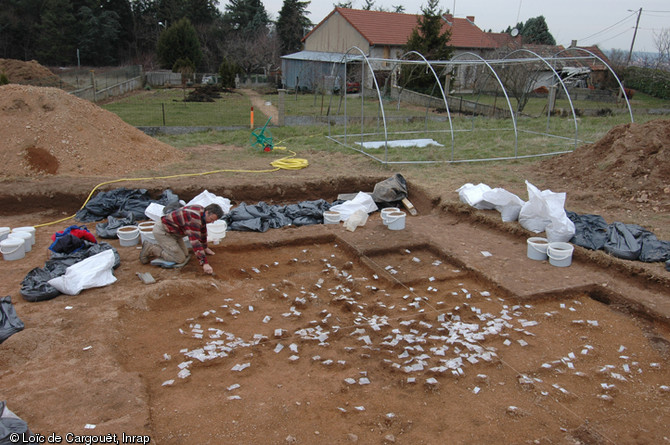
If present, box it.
[0,58,62,86]
[0,83,669,445]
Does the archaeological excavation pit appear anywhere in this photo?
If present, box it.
[115,234,670,444]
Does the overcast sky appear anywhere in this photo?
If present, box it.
[254,0,670,53]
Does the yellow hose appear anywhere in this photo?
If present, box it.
[33,146,309,228]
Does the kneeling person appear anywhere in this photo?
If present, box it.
[140,203,224,275]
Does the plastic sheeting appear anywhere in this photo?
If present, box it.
[48,250,117,296]
[75,188,179,223]
[0,297,24,344]
[225,200,332,232]
[20,242,120,302]
[567,212,670,263]
[0,401,32,444]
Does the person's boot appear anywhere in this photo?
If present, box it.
[140,241,162,264]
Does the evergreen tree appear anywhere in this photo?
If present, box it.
[36,0,77,65]
[77,5,122,65]
[218,57,241,87]
[157,17,203,69]
[276,0,311,56]
[402,0,453,94]
[404,0,452,61]
[223,0,270,37]
[0,0,43,60]
[521,16,555,45]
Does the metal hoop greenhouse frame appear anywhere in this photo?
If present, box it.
[325,46,633,165]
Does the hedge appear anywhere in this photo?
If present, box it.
[623,66,670,100]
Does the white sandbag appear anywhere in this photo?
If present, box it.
[48,249,117,296]
[457,183,495,209]
[481,188,526,222]
[144,202,165,222]
[518,181,573,235]
[186,190,232,214]
[329,192,378,221]
[350,191,378,213]
[546,219,576,243]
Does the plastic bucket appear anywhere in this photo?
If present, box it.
[381,207,401,225]
[207,220,227,244]
[323,211,340,225]
[527,237,549,261]
[8,232,31,253]
[138,221,156,244]
[387,211,406,231]
[0,227,10,242]
[0,238,25,261]
[117,225,140,247]
[12,226,35,247]
[548,242,574,267]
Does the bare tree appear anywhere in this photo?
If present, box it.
[654,28,670,70]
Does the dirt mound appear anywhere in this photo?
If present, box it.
[540,119,670,206]
[0,84,185,178]
[0,58,61,86]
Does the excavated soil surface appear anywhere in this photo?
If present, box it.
[0,83,669,444]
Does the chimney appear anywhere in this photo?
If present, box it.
[466,16,475,23]
[570,40,577,48]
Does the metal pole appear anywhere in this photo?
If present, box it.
[626,8,642,66]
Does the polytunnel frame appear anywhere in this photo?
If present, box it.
[325,47,455,164]
[324,46,633,165]
[553,46,634,123]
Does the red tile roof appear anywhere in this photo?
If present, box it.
[303,8,498,50]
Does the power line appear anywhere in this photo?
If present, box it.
[577,10,638,42]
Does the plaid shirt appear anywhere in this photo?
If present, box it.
[161,205,209,265]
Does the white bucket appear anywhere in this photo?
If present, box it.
[323,210,340,225]
[138,221,156,244]
[386,211,406,231]
[0,238,25,261]
[0,227,10,242]
[548,242,574,267]
[527,237,549,261]
[117,225,140,247]
[8,232,31,253]
[207,220,227,244]
[12,226,35,247]
[381,207,401,225]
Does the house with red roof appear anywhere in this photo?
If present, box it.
[282,8,498,90]
[281,8,613,94]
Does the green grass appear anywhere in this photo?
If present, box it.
[102,88,269,127]
[102,87,667,164]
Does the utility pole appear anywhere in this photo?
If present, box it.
[626,7,642,66]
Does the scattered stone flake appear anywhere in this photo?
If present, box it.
[162,380,174,386]
[231,363,251,371]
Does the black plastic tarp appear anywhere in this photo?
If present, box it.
[0,297,24,344]
[225,199,332,232]
[75,188,179,223]
[20,242,120,302]
[568,211,670,263]
[0,401,32,445]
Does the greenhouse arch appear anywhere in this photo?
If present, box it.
[324,46,633,165]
